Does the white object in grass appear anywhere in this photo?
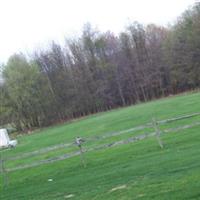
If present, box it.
[64,194,75,198]
[110,184,127,192]
[0,129,17,148]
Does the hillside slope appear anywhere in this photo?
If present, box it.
[1,92,200,199]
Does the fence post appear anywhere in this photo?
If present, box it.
[0,153,8,188]
[75,137,86,168]
[79,145,86,168]
[152,118,164,149]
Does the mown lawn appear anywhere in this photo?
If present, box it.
[1,91,200,199]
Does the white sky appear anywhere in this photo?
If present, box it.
[0,0,196,63]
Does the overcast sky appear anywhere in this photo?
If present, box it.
[0,0,196,63]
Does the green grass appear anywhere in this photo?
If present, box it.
[1,91,200,199]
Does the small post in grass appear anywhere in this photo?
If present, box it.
[0,152,8,188]
[75,137,86,168]
[152,118,164,149]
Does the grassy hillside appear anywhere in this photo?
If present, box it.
[1,92,200,199]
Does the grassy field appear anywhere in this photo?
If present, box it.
[1,91,200,199]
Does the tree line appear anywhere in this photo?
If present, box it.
[1,4,200,132]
